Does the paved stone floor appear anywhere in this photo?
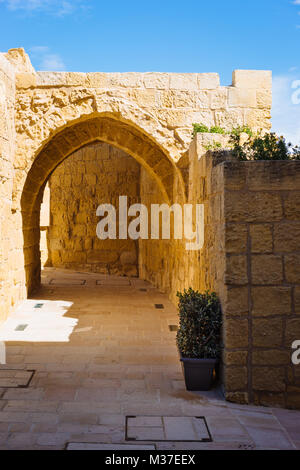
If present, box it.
[0,268,299,450]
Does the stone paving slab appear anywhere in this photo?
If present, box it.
[126,416,210,441]
[50,279,86,286]
[0,370,34,388]
[66,442,156,450]
[0,268,299,450]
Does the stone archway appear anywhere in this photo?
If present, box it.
[21,114,186,294]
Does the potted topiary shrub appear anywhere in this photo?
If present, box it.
[176,288,222,391]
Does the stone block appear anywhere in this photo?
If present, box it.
[225,191,283,223]
[224,318,249,348]
[274,222,300,253]
[225,366,248,391]
[224,351,248,366]
[285,319,300,346]
[143,73,169,89]
[197,73,220,89]
[232,70,272,89]
[252,349,290,366]
[16,73,36,89]
[284,192,300,220]
[244,109,271,130]
[224,286,249,316]
[250,224,273,253]
[169,74,198,91]
[251,255,283,285]
[284,254,300,283]
[251,286,291,316]
[210,88,228,109]
[225,224,248,253]
[252,318,284,348]
[256,90,272,109]
[225,255,248,285]
[195,91,210,109]
[228,87,257,108]
[246,162,300,190]
[223,163,247,190]
[253,392,285,408]
[252,367,286,392]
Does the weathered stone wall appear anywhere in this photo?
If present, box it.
[8,47,271,308]
[46,142,140,275]
[221,160,300,409]
[139,134,227,304]
[5,47,298,409]
[0,53,25,322]
[140,133,300,410]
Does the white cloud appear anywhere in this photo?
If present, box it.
[272,73,300,146]
[29,46,66,71]
[40,53,66,70]
[0,0,88,16]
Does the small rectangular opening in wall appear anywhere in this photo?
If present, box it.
[34,303,44,309]
[169,325,178,332]
[125,416,212,442]
[0,370,35,388]
[139,288,147,292]
[15,324,28,331]
[155,304,164,309]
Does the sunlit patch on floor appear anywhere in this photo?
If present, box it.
[0,299,76,342]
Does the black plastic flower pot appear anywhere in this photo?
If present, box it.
[180,353,218,391]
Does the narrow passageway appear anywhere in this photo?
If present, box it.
[0,268,299,450]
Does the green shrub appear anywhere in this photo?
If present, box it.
[176,288,222,359]
[230,129,300,161]
[192,123,210,136]
[204,141,222,151]
[192,123,226,137]
[210,126,226,135]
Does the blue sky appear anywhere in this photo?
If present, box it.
[0,0,300,143]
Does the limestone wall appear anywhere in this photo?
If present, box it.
[0,53,25,322]
[139,134,227,304]
[45,142,140,275]
[140,133,300,410]
[221,160,300,409]
[5,47,298,409]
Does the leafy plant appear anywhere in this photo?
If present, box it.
[230,128,300,161]
[176,289,222,359]
[204,141,222,151]
[210,126,226,135]
[192,123,210,136]
[192,123,226,137]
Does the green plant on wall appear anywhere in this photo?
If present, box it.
[192,123,226,137]
[209,126,226,135]
[192,123,210,136]
[176,289,222,359]
[192,122,300,161]
[204,141,222,151]
[230,128,300,161]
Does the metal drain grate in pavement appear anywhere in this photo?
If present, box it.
[96,279,131,286]
[50,279,86,286]
[65,442,156,450]
[0,369,35,388]
[125,416,212,442]
[155,304,164,309]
